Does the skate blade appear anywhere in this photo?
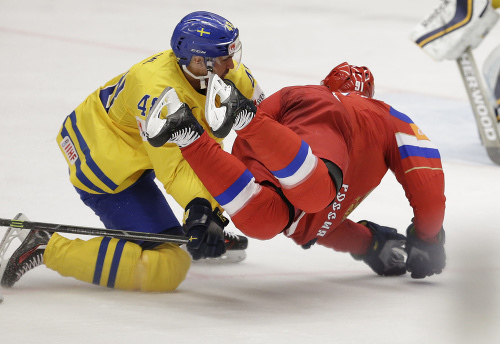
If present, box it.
[0,213,30,279]
[205,73,232,131]
[193,250,247,264]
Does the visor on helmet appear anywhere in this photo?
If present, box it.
[213,36,242,71]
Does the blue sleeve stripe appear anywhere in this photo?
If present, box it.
[99,85,117,113]
[61,122,106,193]
[271,140,309,178]
[414,0,474,48]
[93,237,111,285]
[399,145,441,159]
[107,239,126,288]
[99,73,127,113]
[108,74,127,110]
[67,111,119,191]
[389,107,413,124]
[215,169,254,206]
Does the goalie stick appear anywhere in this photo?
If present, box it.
[457,48,500,164]
[0,217,190,244]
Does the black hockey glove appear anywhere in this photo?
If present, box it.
[352,221,407,276]
[406,223,446,279]
[183,198,226,260]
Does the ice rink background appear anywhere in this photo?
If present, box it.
[0,0,500,343]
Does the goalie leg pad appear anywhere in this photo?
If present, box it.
[44,233,190,292]
[410,0,499,61]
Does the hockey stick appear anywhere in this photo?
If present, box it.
[0,217,189,244]
[457,48,500,165]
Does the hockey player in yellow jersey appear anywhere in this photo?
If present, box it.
[1,11,263,292]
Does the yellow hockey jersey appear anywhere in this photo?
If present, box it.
[57,49,262,209]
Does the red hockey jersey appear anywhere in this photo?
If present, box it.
[232,85,445,246]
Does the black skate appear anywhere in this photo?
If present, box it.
[1,220,51,288]
[217,230,248,263]
[224,230,248,251]
[145,87,204,148]
[0,213,29,281]
[192,229,248,264]
[205,75,257,138]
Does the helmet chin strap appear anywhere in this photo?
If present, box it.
[181,58,215,90]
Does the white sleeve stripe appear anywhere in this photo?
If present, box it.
[395,132,437,149]
[277,148,318,188]
[221,178,262,216]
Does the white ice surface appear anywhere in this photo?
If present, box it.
[0,1,500,343]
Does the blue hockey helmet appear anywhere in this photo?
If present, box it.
[171,11,242,68]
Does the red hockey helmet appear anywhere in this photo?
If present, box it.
[321,62,375,98]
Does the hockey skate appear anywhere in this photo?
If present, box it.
[145,87,204,148]
[0,213,29,279]
[205,74,257,138]
[191,229,248,264]
[222,229,247,262]
[0,213,51,288]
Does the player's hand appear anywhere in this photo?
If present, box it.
[405,224,446,279]
[353,221,407,276]
[183,198,226,260]
[186,221,225,260]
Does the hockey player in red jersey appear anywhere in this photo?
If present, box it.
[146,62,446,279]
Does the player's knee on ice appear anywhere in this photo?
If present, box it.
[44,233,190,292]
